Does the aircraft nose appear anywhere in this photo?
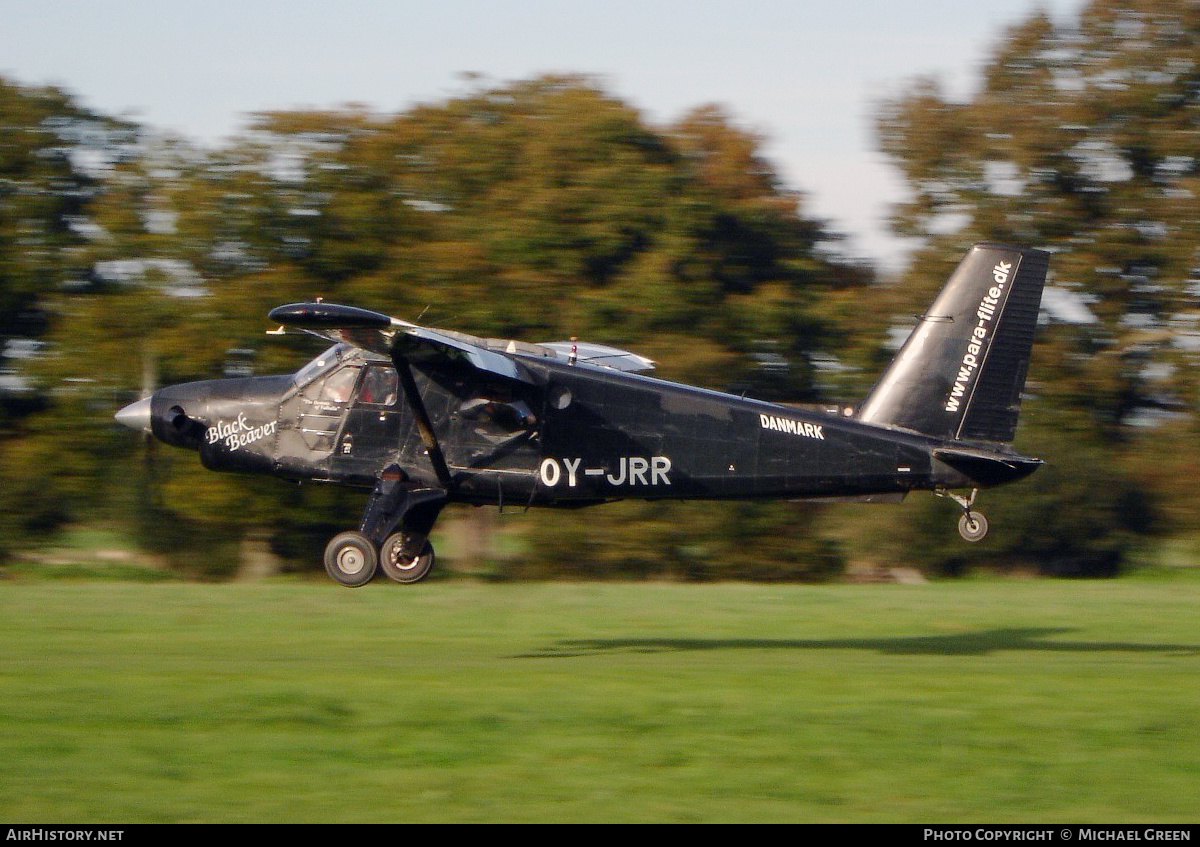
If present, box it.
[114,396,153,432]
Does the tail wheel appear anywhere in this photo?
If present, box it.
[380,534,436,584]
[958,512,989,543]
[324,531,379,587]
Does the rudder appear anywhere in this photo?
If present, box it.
[857,244,1049,443]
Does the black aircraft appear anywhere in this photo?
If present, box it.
[115,243,1049,586]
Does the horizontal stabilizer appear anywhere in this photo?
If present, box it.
[933,446,1043,487]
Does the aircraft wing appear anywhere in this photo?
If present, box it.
[537,341,655,373]
[267,302,655,380]
[267,302,535,383]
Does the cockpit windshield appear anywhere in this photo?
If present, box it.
[293,344,351,388]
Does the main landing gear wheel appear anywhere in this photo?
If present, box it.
[379,534,435,584]
[958,511,989,543]
[937,487,989,543]
[324,531,379,587]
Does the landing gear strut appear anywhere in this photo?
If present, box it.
[937,487,988,542]
[322,466,447,587]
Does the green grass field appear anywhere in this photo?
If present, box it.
[2,574,1199,823]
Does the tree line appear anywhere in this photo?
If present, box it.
[2,0,1197,579]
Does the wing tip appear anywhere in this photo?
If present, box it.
[268,302,393,330]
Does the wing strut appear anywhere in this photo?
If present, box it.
[393,356,453,489]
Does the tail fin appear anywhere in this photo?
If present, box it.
[857,243,1049,443]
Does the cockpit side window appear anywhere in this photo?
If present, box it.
[357,366,399,406]
[316,365,361,405]
[293,344,350,388]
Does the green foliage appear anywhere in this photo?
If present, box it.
[871,0,1200,572]
[5,1,1200,579]
[877,409,1156,577]
[878,1,1200,398]
[0,71,870,577]
[512,500,843,582]
[0,80,114,339]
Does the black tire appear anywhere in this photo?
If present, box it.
[379,533,435,584]
[958,512,989,543]
[324,531,379,587]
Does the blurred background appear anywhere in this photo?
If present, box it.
[1,0,1198,582]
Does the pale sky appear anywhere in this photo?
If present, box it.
[0,0,1087,273]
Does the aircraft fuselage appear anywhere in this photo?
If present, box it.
[138,345,1027,512]
[116,244,1049,585]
